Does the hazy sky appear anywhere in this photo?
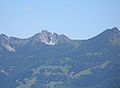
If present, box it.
[0,0,120,39]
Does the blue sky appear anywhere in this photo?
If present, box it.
[0,0,120,39]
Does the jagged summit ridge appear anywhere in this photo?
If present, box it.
[31,30,70,45]
[0,34,15,52]
[0,30,70,52]
[0,27,120,52]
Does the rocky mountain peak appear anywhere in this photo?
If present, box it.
[111,27,119,32]
[41,30,50,34]
[91,27,120,39]
[32,30,70,45]
[0,34,9,44]
[108,27,120,46]
[103,27,120,35]
[51,33,59,43]
[40,30,52,44]
[87,27,120,47]
[0,34,15,52]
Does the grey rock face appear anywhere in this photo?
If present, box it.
[31,30,70,45]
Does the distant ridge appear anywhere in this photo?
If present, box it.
[0,27,120,52]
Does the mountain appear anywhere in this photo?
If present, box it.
[0,27,120,88]
[87,27,120,46]
[0,30,71,52]
[30,30,70,45]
